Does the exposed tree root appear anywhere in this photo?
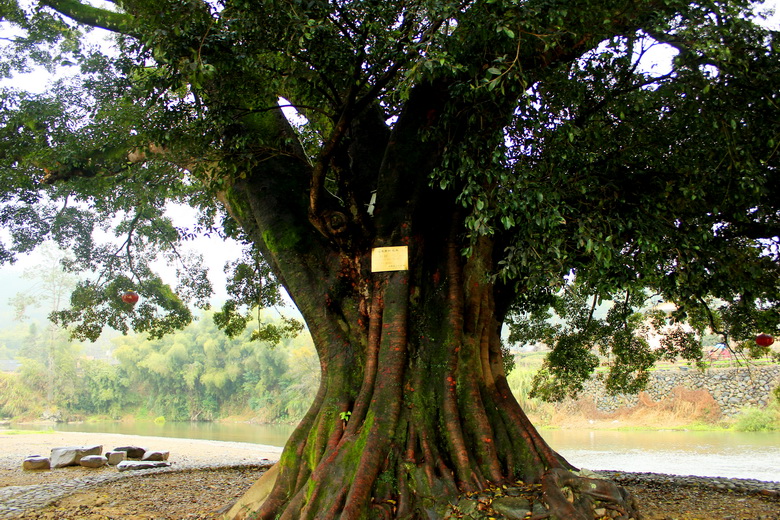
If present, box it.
[539,468,642,520]
[433,469,641,520]
[222,452,642,520]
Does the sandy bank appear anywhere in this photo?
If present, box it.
[0,431,282,488]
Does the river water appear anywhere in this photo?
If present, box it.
[9,422,779,482]
[542,429,779,482]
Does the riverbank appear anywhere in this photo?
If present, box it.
[0,431,282,487]
[2,432,779,519]
[0,431,282,519]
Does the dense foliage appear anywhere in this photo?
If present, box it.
[0,1,776,387]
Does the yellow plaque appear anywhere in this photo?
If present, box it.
[371,246,409,272]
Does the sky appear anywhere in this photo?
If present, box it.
[760,0,780,25]
[0,0,778,330]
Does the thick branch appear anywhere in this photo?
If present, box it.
[42,0,136,35]
[41,143,192,184]
[309,96,356,238]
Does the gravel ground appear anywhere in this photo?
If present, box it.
[604,471,780,520]
[10,466,267,520]
[2,431,779,519]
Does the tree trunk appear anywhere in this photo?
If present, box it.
[216,90,640,520]
[222,208,640,518]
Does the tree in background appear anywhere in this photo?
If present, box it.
[110,309,312,421]
[1,0,779,518]
[0,309,316,422]
[8,245,81,406]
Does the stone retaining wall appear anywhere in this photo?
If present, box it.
[580,365,780,417]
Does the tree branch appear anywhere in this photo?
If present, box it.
[42,0,136,35]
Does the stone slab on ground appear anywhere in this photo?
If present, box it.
[20,458,49,472]
[49,446,102,469]
[77,456,107,469]
[116,460,171,471]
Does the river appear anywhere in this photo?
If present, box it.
[8,422,779,482]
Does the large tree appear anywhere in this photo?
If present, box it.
[2,0,779,518]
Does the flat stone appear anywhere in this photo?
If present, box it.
[491,496,532,519]
[79,455,108,468]
[50,445,103,468]
[22,456,50,470]
[456,498,478,516]
[116,460,171,472]
[106,450,127,465]
[141,450,170,462]
[113,445,147,459]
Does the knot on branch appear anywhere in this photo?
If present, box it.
[324,211,349,236]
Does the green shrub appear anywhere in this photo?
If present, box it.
[733,407,779,432]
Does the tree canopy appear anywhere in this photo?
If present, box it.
[1,0,779,518]
[2,0,777,385]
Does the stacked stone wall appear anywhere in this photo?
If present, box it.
[579,365,780,417]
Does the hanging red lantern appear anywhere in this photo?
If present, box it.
[121,291,140,305]
[755,333,774,347]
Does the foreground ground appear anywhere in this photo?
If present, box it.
[7,467,780,520]
[1,432,778,519]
